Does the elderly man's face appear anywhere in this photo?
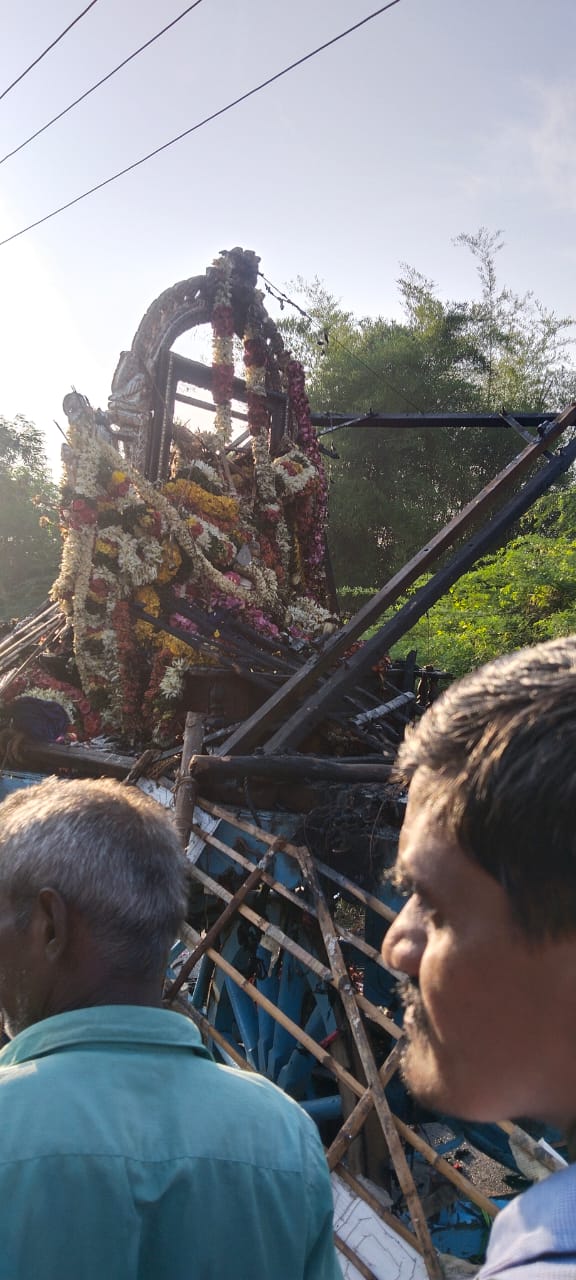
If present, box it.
[382,770,576,1128]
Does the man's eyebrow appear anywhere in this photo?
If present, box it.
[391,862,416,893]
[392,859,436,902]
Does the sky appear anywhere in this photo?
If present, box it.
[1,0,576,473]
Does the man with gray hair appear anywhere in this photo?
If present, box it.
[0,777,340,1280]
[382,635,576,1279]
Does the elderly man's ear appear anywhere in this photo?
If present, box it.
[32,889,69,964]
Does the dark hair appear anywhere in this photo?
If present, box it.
[0,777,188,976]
[396,636,576,939]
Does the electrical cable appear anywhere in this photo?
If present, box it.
[0,0,402,249]
[0,0,206,168]
[0,0,101,103]
[258,272,426,414]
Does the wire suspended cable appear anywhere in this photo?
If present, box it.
[0,0,206,168]
[0,0,101,103]
[0,0,402,249]
[258,272,426,414]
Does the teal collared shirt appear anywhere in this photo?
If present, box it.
[0,1005,341,1279]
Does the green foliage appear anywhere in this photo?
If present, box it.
[386,489,576,676]
[0,416,61,621]
[336,586,376,615]
[280,232,576,589]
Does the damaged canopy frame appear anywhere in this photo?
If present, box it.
[164,800,565,1280]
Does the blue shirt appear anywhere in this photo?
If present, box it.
[479,1163,576,1278]
[0,1005,342,1280]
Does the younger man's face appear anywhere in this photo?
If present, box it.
[382,769,576,1128]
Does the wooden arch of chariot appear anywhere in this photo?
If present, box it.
[104,245,306,482]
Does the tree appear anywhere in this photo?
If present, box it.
[388,486,576,677]
[0,416,60,621]
[280,235,576,588]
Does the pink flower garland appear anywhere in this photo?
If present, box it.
[286,359,328,598]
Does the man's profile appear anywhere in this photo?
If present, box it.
[0,777,340,1280]
[382,635,576,1279]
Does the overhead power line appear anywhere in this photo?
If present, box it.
[0,0,402,249]
[0,0,206,168]
[259,272,425,414]
[0,0,101,103]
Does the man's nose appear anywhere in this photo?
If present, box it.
[381,901,426,979]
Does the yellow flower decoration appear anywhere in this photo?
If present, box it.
[135,586,161,617]
[94,537,118,559]
[163,479,240,528]
[135,620,156,645]
[157,541,182,583]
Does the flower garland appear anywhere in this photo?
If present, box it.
[244,302,291,588]
[211,255,235,444]
[163,478,240,531]
[1,670,102,740]
[286,358,329,600]
[272,444,317,498]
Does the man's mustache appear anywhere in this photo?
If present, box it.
[395,975,431,1036]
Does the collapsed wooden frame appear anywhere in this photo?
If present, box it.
[165,802,508,1279]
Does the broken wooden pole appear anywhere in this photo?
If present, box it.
[197,799,397,924]
[174,712,204,848]
[189,753,392,785]
[335,1166,422,1255]
[326,1044,405,1170]
[334,1235,379,1280]
[165,848,275,1003]
[296,844,442,1280]
[185,858,400,1038]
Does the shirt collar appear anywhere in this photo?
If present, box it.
[0,1005,212,1067]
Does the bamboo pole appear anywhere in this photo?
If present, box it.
[190,823,394,975]
[198,799,396,923]
[186,860,400,1038]
[179,926,498,1221]
[335,1165,422,1255]
[497,1120,566,1176]
[394,1118,498,1219]
[326,1044,405,1169]
[165,849,275,1003]
[186,807,500,1223]
[180,922,374,1101]
[334,1234,380,1280]
[176,999,256,1072]
[296,845,442,1280]
[174,712,204,848]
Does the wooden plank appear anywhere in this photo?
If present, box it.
[353,692,415,727]
[219,401,576,756]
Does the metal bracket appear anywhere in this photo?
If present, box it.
[502,413,554,460]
